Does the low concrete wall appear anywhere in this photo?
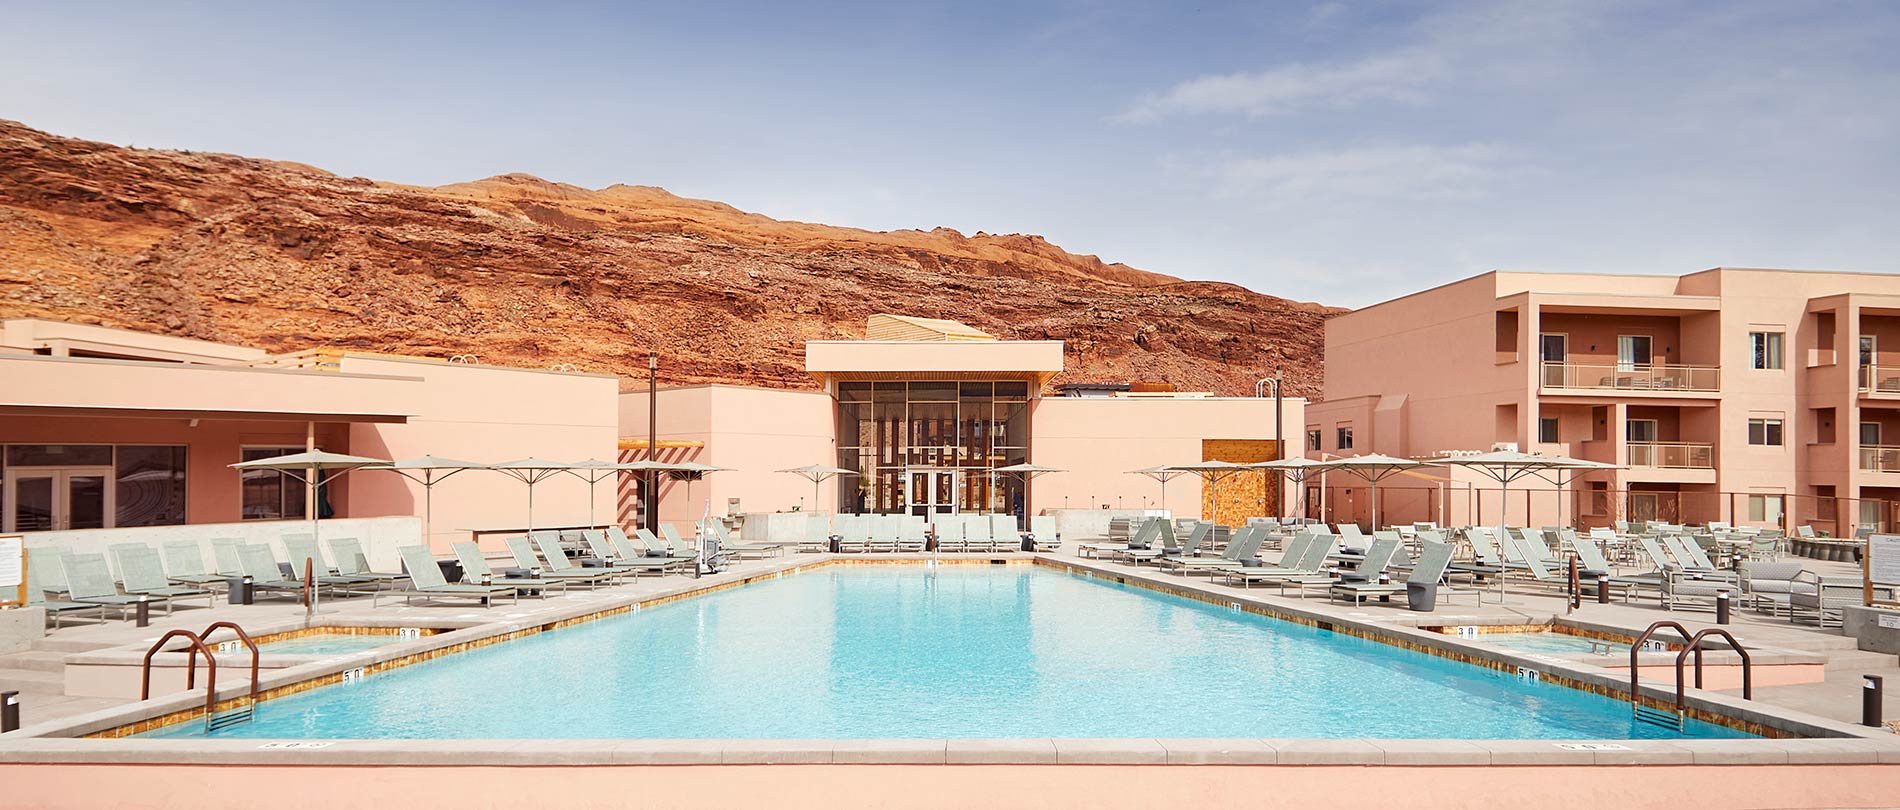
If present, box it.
[742,512,822,544]
[5,759,1900,810]
[0,606,46,654]
[1043,509,1168,541]
[21,517,421,576]
[1844,606,1900,656]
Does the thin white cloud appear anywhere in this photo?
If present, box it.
[1116,48,1443,122]
[1190,143,1531,203]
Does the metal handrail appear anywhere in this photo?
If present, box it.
[140,630,219,720]
[1541,361,1721,392]
[1859,363,1900,393]
[1675,628,1752,712]
[1629,621,1694,723]
[1859,445,1900,472]
[200,621,261,718]
[1628,442,1716,469]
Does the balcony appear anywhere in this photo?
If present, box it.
[1860,364,1900,396]
[1539,362,1720,394]
[1862,445,1900,472]
[1628,442,1714,469]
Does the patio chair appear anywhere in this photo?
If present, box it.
[897,516,929,552]
[385,545,519,608]
[109,543,213,614]
[283,534,380,591]
[235,544,313,600]
[326,537,410,587]
[962,515,995,553]
[24,556,101,628]
[709,520,781,559]
[25,546,70,598]
[1239,532,1403,598]
[1115,520,1186,564]
[1219,533,1334,589]
[1079,517,1161,558]
[583,529,676,573]
[210,538,245,579]
[59,552,144,620]
[1156,526,1264,576]
[798,515,832,553]
[1737,561,1810,616]
[835,514,872,553]
[632,528,698,566]
[658,523,699,557]
[607,528,693,573]
[988,514,1020,553]
[1448,527,1506,581]
[1335,524,1369,555]
[516,535,618,587]
[1565,530,1659,600]
[1327,540,1458,606]
[161,541,233,588]
[1787,574,1885,628]
[450,541,560,597]
[1024,515,1060,552]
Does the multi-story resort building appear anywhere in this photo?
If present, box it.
[1307,268,1900,535]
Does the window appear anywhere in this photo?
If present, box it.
[1539,334,1567,363]
[1750,331,1784,370]
[1305,429,1322,451]
[1747,494,1784,524]
[1747,418,1784,447]
[1627,419,1659,443]
[1861,335,1877,367]
[115,445,186,527]
[1617,335,1652,371]
[1336,425,1354,450]
[1538,417,1560,443]
[1863,422,1883,447]
[240,446,308,520]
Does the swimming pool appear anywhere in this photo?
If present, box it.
[145,565,1748,740]
[249,633,409,656]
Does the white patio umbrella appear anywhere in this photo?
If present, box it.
[1251,457,1327,522]
[1439,450,1593,604]
[990,463,1067,526]
[1311,454,1425,531]
[229,450,388,613]
[363,456,486,548]
[487,458,576,533]
[664,461,731,520]
[1168,460,1251,523]
[1526,454,1622,529]
[775,464,856,512]
[562,459,646,531]
[1128,465,1193,512]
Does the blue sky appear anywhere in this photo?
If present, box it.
[3,1,1897,306]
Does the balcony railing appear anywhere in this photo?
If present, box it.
[1860,364,1900,394]
[1540,362,1720,393]
[1628,442,1714,469]
[1862,445,1900,472]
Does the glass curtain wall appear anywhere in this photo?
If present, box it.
[836,381,1029,515]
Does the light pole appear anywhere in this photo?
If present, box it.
[646,353,658,530]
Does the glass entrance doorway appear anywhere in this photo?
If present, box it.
[908,469,958,518]
[3,466,114,532]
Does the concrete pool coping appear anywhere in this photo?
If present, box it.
[2,553,1897,768]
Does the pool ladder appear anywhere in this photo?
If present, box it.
[140,622,262,732]
[1628,621,1752,731]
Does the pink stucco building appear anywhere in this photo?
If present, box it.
[620,315,1303,532]
[1,319,620,560]
[1306,268,1900,534]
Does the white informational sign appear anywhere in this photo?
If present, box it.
[1870,534,1900,587]
[1878,613,1900,630]
[0,535,23,594]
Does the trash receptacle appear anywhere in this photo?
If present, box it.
[1406,580,1436,612]
[226,576,254,606]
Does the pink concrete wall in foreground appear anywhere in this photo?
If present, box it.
[7,763,1900,810]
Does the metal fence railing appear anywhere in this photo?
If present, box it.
[1859,364,1900,394]
[1628,442,1715,469]
[1540,361,1721,393]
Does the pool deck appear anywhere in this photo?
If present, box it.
[3,548,1900,808]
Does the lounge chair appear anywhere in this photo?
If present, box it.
[1328,540,1459,606]
[963,515,995,553]
[161,541,233,589]
[25,546,69,599]
[384,546,519,607]
[59,552,144,620]
[1156,527,1264,576]
[897,516,929,552]
[798,515,832,553]
[1079,518,1161,558]
[933,516,968,553]
[210,538,245,580]
[236,544,314,601]
[24,551,103,628]
[450,541,560,597]
[1449,527,1507,581]
[710,521,782,558]
[1218,532,1333,590]
[283,534,380,591]
[1024,515,1059,551]
[833,514,870,553]
[509,535,614,588]
[583,529,676,573]
[989,514,1021,553]
[325,537,410,587]
[1252,532,1405,598]
[631,528,698,567]
[109,543,213,613]
[1334,524,1369,556]
[658,523,700,557]
[1115,520,1187,564]
[868,515,902,553]
[607,528,693,573]
[1565,530,1659,600]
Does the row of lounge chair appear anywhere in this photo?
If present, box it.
[806,513,1058,553]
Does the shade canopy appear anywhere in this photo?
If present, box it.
[1312,454,1427,530]
[1167,460,1251,475]
[229,450,390,472]
[1250,457,1327,521]
[665,462,731,476]
[990,463,1067,475]
[1127,465,1193,481]
[776,464,855,478]
[365,455,486,473]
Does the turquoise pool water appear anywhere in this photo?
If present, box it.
[147,566,1748,740]
[252,634,404,656]
[1473,632,1631,656]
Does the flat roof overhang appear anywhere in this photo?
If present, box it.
[0,354,417,424]
[1502,291,1722,317]
[804,340,1064,388]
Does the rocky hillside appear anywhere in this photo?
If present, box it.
[0,120,1337,395]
